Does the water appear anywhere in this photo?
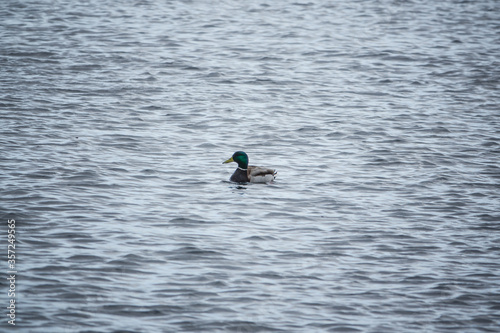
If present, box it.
[1,0,500,332]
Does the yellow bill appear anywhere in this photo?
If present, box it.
[222,157,234,164]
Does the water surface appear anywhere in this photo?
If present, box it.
[1,0,500,332]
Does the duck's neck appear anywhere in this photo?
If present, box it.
[236,161,248,171]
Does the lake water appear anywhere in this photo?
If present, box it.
[1,0,500,332]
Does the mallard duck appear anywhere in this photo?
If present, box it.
[223,151,277,183]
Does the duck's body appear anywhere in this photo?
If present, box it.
[223,151,277,183]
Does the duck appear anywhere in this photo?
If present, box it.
[223,151,277,183]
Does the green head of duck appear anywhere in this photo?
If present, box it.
[223,151,249,169]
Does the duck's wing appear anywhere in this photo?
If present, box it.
[248,165,277,183]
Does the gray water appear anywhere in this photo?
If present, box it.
[1,0,500,332]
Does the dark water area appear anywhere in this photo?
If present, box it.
[1,0,500,332]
